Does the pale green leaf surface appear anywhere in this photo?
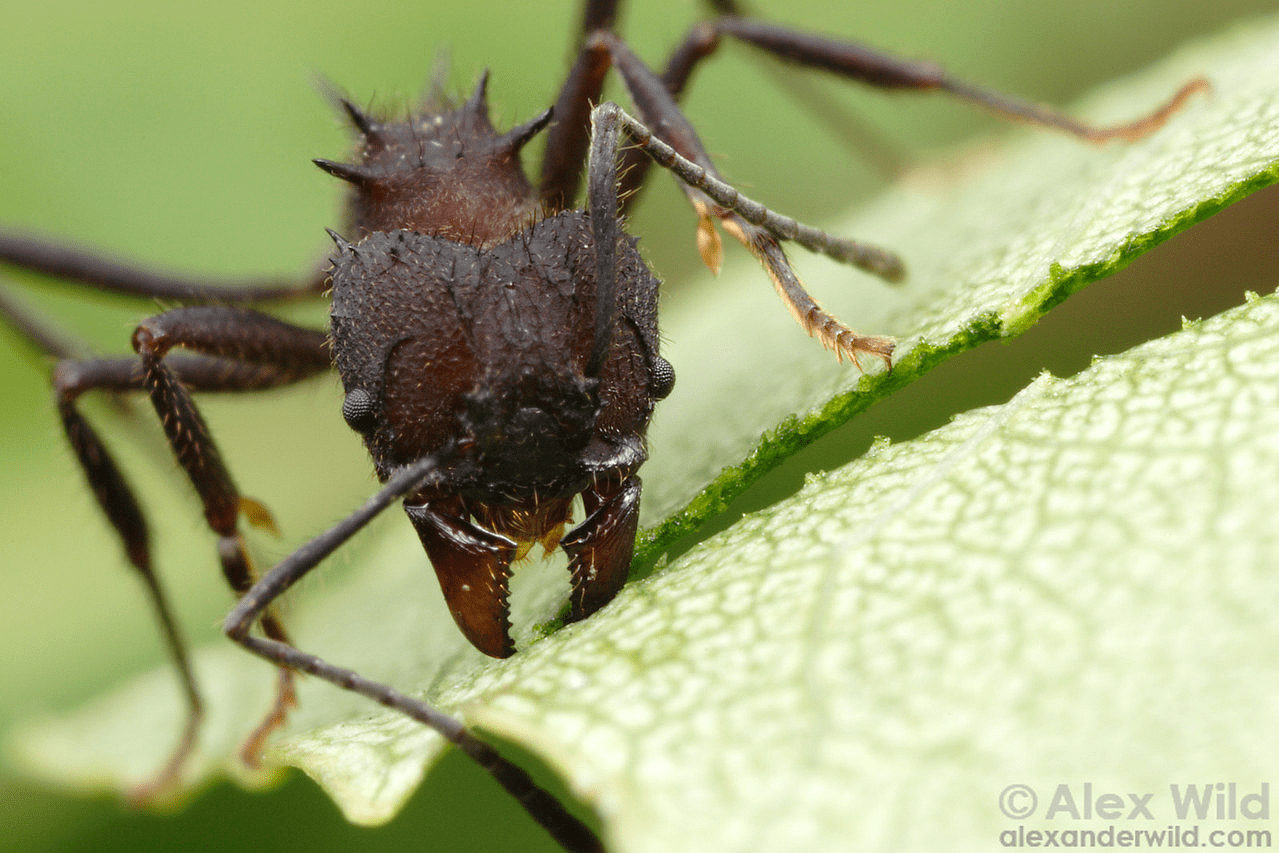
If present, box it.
[11,12,1279,850]
[478,289,1279,852]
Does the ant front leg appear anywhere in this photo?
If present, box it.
[128,307,331,767]
[0,291,329,798]
[586,36,898,366]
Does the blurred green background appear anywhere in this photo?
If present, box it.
[1,1,1276,850]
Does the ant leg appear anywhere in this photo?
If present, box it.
[596,98,897,365]
[52,358,203,801]
[128,307,331,765]
[0,290,329,797]
[223,453,604,853]
[612,5,1207,203]
[593,93,896,364]
[670,15,1208,144]
[576,0,619,37]
[589,35,896,365]
[0,230,326,303]
[542,0,699,212]
[616,13,904,206]
[597,33,902,275]
[539,40,611,211]
[538,0,634,210]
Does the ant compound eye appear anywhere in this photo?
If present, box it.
[342,387,377,432]
[649,357,675,400]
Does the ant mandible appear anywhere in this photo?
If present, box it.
[0,1,1206,851]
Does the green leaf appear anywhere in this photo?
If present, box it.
[10,10,1279,853]
[483,289,1279,851]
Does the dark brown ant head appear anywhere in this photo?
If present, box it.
[315,72,553,247]
[328,217,617,502]
[322,72,665,511]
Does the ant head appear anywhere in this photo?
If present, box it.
[327,223,612,499]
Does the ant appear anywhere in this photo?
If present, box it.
[0,1,1205,851]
